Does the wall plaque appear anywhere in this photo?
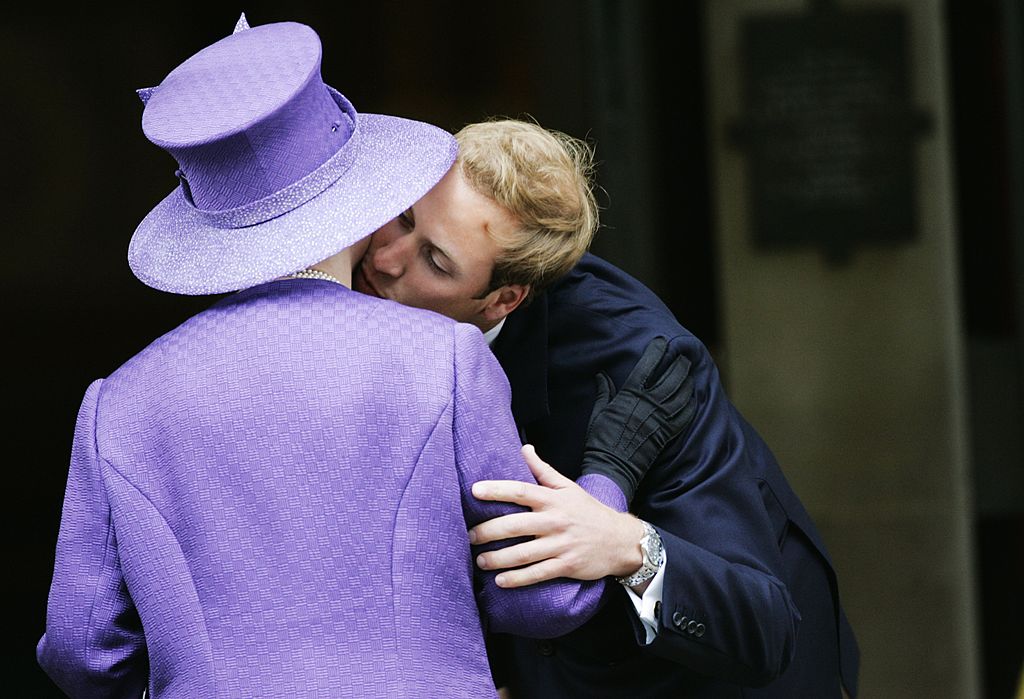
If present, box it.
[733,5,930,262]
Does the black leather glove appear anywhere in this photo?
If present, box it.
[581,336,696,503]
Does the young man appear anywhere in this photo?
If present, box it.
[37,20,691,698]
[353,119,860,697]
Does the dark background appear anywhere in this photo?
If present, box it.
[4,2,1021,696]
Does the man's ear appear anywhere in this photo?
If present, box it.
[482,284,530,323]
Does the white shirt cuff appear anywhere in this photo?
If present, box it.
[623,550,667,645]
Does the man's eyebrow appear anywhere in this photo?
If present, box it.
[407,205,456,268]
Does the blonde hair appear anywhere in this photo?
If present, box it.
[455,118,598,301]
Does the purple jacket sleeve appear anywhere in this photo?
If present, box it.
[37,379,149,697]
[451,324,621,638]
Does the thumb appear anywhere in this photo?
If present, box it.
[595,371,614,405]
[588,372,614,431]
[521,444,573,489]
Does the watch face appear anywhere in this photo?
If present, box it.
[642,525,664,566]
[616,521,663,586]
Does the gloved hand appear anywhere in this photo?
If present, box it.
[581,336,696,503]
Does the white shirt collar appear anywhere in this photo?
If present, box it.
[481,317,506,346]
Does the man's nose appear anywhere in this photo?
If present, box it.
[373,233,411,278]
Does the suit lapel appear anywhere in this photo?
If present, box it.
[490,293,550,430]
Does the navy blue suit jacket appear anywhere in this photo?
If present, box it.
[489,254,859,698]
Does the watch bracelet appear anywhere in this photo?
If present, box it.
[615,520,662,586]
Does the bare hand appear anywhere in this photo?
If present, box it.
[470,445,644,588]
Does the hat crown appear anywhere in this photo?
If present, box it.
[128,17,457,296]
[141,22,352,211]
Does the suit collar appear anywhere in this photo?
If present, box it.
[490,293,549,427]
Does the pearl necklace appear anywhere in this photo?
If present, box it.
[288,267,345,286]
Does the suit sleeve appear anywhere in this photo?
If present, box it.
[451,324,612,638]
[626,338,800,686]
[37,379,148,697]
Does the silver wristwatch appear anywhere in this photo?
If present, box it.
[616,520,664,587]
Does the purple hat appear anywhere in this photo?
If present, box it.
[128,16,457,295]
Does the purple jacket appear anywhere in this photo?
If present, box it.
[37,279,620,698]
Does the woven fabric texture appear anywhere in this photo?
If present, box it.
[38,280,608,698]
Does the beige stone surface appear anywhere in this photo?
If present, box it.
[703,1,981,696]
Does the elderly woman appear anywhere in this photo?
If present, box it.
[36,16,689,699]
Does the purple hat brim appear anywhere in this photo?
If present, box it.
[128,112,457,295]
